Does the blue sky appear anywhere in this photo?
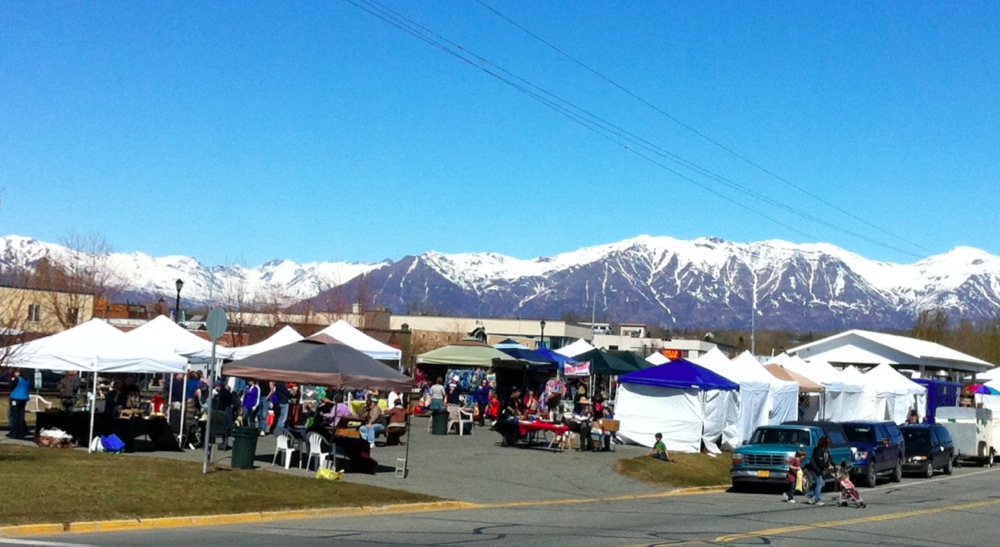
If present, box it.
[1,1,997,266]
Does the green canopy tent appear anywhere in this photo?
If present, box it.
[416,340,549,402]
[571,349,639,376]
[610,351,654,370]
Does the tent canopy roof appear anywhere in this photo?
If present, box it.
[555,339,595,358]
[10,319,186,374]
[619,358,739,391]
[312,320,402,361]
[416,341,533,368]
[223,335,410,390]
[126,315,233,360]
[864,363,926,395]
[765,364,826,393]
[572,349,638,375]
[496,347,558,370]
[230,325,303,360]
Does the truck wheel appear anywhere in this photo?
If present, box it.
[944,458,953,475]
[924,462,934,478]
[802,472,814,496]
[890,460,902,483]
[865,463,877,488]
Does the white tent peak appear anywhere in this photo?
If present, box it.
[645,352,669,366]
[230,325,304,360]
[126,314,234,360]
[555,339,595,358]
[312,320,401,361]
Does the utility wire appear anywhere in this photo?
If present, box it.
[474,0,934,256]
[343,0,921,257]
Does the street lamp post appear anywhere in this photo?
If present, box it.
[174,279,184,323]
[539,319,546,350]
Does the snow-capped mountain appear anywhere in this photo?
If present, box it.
[0,235,387,305]
[3,234,999,330]
[323,235,1000,330]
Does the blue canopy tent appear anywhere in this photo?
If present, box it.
[616,359,740,453]
[913,378,963,423]
[496,347,559,371]
[534,347,578,374]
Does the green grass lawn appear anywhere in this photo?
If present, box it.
[614,452,733,488]
[0,443,438,526]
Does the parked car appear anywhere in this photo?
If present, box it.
[841,421,905,487]
[901,423,955,478]
[731,422,853,492]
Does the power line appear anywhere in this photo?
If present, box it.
[342,0,923,257]
[474,0,934,257]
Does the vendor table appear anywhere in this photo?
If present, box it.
[35,412,181,453]
[493,419,569,450]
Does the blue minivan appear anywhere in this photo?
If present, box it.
[841,421,905,487]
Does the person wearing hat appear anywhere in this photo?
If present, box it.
[785,448,806,503]
[570,397,595,451]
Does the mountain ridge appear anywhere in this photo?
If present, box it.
[2,234,998,330]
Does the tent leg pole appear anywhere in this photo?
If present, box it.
[88,370,98,454]
[166,375,174,426]
[178,365,189,446]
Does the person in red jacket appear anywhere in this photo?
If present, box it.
[487,390,501,422]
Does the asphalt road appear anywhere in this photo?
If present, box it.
[12,464,1000,547]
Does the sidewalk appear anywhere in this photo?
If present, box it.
[139,417,661,504]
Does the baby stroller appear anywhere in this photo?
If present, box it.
[835,467,866,508]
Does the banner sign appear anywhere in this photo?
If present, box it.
[565,361,591,376]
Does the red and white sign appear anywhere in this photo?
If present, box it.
[564,361,591,376]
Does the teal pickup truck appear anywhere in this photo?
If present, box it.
[731,422,853,491]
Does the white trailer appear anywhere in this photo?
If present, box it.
[937,407,999,467]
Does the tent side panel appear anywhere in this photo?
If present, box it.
[616,383,702,453]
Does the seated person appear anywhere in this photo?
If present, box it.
[647,432,671,461]
[383,399,408,445]
[523,389,540,418]
[502,388,525,420]
[320,394,353,429]
[358,398,384,448]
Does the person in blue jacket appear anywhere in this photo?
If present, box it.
[474,379,491,426]
[7,369,31,439]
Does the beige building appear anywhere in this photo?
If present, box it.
[0,286,95,334]
[389,315,592,352]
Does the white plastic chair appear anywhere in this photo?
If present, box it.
[272,433,300,469]
[26,394,53,413]
[305,432,330,471]
[447,405,474,436]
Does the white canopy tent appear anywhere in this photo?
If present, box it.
[839,366,880,421]
[731,351,799,426]
[125,315,234,361]
[9,318,186,451]
[229,325,304,360]
[694,348,762,446]
[780,356,866,421]
[555,338,596,358]
[312,320,402,361]
[863,363,927,423]
[616,359,740,453]
[645,352,670,366]
[979,368,1000,382]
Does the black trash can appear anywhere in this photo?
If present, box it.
[231,426,260,469]
[431,409,450,435]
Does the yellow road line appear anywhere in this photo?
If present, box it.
[714,498,1000,543]
[0,486,726,538]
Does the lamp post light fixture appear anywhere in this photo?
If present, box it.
[174,279,184,323]
[539,319,546,350]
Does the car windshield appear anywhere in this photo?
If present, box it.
[750,428,810,446]
[903,429,930,451]
[844,425,876,443]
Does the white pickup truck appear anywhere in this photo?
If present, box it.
[937,407,999,467]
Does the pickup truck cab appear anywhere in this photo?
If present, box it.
[732,422,853,492]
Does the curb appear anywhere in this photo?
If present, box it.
[0,486,728,538]
[0,501,476,538]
